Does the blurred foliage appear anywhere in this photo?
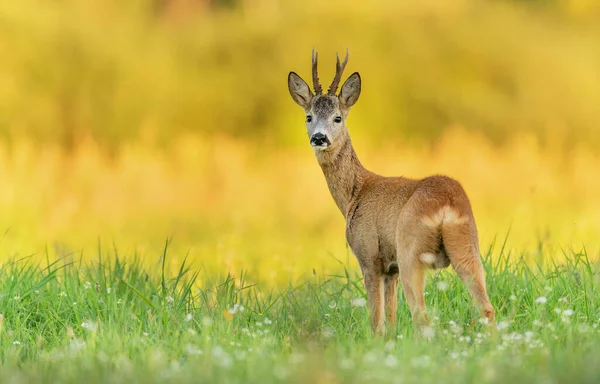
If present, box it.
[0,0,599,152]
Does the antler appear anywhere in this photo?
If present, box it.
[312,48,323,95]
[327,48,349,95]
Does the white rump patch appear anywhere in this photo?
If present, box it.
[421,205,468,228]
[419,252,437,265]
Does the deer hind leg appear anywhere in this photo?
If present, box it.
[442,220,495,324]
[396,221,439,328]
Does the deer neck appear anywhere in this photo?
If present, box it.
[315,131,368,216]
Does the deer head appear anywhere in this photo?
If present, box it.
[288,49,361,151]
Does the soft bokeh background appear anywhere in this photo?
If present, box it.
[1,0,599,283]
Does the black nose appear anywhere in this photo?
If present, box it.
[310,133,330,146]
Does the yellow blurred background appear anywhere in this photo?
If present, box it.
[0,0,599,283]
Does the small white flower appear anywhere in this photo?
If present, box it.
[59,292,67,297]
[69,338,86,351]
[185,314,193,322]
[81,321,97,332]
[509,295,517,301]
[535,296,547,304]
[84,281,92,290]
[422,326,435,340]
[478,317,489,326]
[562,309,574,317]
[351,297,367,308]
[117,298,123,305]
[228,303,244,315]
[264,318,272,325]
[328,302,337,309]
[185,344,203,355]
[106,287,112,294]
[496,321,510,331]
[436,281,449,291]
[12,341,21,345]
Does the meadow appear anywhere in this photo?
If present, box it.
[1,0,600,382]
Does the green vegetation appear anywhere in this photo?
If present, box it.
[1,245,599,383]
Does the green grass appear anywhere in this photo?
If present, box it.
[1,245,600,383]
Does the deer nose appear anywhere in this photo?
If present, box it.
[310,132,330,147]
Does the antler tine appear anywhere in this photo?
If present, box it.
[327,48,349,95]
[312,48,323,95]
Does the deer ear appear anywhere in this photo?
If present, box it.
[288,72,313,109]
[339,72,361,109]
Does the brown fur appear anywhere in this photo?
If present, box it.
[288,52,495,335]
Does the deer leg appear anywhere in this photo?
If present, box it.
[399,261,429,327]
[363,269,385,335]
[442,221,495,324]
[384,272,399,331]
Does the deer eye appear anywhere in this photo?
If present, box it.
[334,116,342,123]
[306,115,312,123]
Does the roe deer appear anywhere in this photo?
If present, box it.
[287,49,495,335]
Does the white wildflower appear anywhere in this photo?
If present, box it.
[535,296,547,304]
[59,292,67,297]
[497,321,510,331]
[106,287,112,294]
[562,309,574,317]
[69,338,86,351]
[84,281,92,290]
[264,318,272,325]
[185,344,203,355]
[185,314,193,322]
[12,341,21,345]
[328,302,337,309]
[422,326,435,340]
[509,295,517,301]
[436,281,449,291]
[212,346,233,369]
[81,321,97,332]
[351,297,367,308]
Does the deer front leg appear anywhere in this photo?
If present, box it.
[363,269,385,335]
[384,273,399,332]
